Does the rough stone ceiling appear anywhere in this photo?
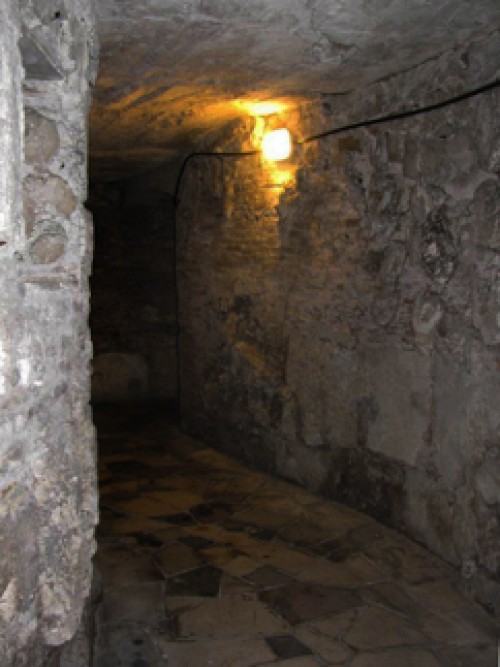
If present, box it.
[90,0,500,181]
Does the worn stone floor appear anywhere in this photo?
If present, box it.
[92,405,499,667]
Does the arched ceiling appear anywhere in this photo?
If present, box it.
[90,0,500,181]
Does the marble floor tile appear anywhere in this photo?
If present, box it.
[265,634,313,659]
[165,596,206,614]
[239,542,319,576]
[249,492,309,517]
[146,490,205,511]
[350,647,443,667]
[178,534,214,549]
[154,542,204,577]
[152,526,187,545]
[177,597,288,638]
[438,644,498,667]
[107,496,177,517]
[277,523,332,549]
[344,606,428,649]
[244,565,293,590]
[294,624,353,664]
[104,459,158,479]
[93,407,500,667]
[100,480,139,496]
[198,544,238,568]
[219,573,257,599]
[98,515,168,537]
[221,554,260,577]
[190,501,240,523]
[129,532,164,549]
[404,579,480,613]
[305,609,358,640]
[296,554,384,587]
[151,512,196,526]
[165,565,222,597]
[260,583,363,625]
[230,507,295,531]
[303,500,372,535]
[260,658,321,667]
[157,638,276,667]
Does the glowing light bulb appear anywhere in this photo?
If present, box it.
[262,128,292,161]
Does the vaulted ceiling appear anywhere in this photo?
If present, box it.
[90,0,500,181]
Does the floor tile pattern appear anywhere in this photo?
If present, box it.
[92,406,499,667]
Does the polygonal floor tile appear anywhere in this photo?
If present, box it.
[345,606,428,650]
[165,565,222,597]
[155,542,204,577]
[294,624,353,663]
[350,647,443,667]
[260,583,363,625]
[177,598,288,638]
[157,638,276,667]
[265,635,313,659]
[244,566,292,590]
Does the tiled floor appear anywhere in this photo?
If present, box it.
[92,405,499,667]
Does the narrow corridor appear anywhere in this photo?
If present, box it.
[92,406,498,667]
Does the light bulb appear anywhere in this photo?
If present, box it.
[262,128,292,161]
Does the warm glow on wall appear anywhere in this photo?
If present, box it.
[234,100,288,117]
[262,128,292,161]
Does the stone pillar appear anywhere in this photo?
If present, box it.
[0,1,98,664]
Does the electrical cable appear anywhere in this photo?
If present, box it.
[299,77,500,144]
[173,76,500,206]
[172,75,499,414]
[174,151,257,207]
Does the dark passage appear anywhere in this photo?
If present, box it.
[88,178,178,406]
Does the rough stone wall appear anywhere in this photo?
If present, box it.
[178,32,500,613]
[89,171,177,403]
[0,1,98,665]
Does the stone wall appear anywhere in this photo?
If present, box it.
[0,1,97,665]
[178,31,500,613]
[89,171,177,403]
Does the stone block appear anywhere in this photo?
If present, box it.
[29,226,67,264]
[24,174,77,224]
[24,109,59,165]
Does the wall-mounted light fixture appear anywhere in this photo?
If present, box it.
[262,128,292,161]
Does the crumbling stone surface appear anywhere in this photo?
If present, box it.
[178,37,500,614]
[0,0,97,665]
